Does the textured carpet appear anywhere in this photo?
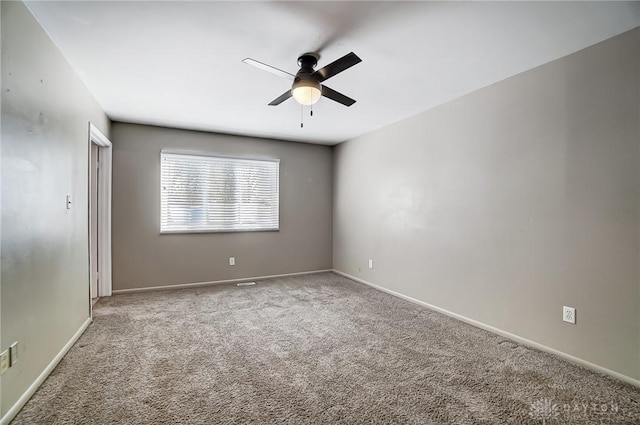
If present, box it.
[12,272,640,424]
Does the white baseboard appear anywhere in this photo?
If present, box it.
[333,269,640,388]
[0,317,92,425]
[112,269,333,294]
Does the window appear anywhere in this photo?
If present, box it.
[161,151,279,233]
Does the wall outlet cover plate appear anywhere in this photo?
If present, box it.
[563,306,576,324]
[0,350,8,375]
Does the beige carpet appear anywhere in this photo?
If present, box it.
[11,272,640,424]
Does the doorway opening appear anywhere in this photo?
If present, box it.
[88,123,113,315]
[90,142,99,304]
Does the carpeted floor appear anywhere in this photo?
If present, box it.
[12,272,640,424]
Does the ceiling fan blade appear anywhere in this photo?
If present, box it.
[312,52,362,82]
[321,85,356,107]
[242,58,295,80]
[268,90,292,106]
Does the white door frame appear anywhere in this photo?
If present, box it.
[88,122,113,300]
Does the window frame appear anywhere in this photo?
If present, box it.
[159,149,280,234]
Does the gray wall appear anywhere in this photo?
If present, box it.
[334,29,640,380]
[1,0,110,417]
[111,123,332,290]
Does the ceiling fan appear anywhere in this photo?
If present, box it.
[242,52,362,107]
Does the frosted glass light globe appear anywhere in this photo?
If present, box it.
[292,80,321,105]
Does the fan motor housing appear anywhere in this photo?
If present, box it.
[297,53,319,73]
[292,75,321,92]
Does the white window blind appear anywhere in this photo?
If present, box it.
[161,151,279,233]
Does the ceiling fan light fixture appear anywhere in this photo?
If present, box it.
[292,79,321,105]
[244,51,360,107]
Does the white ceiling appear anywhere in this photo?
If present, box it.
[25,1,640,145]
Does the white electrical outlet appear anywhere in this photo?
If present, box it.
[229,257,235,266]
[9,342,18,366]
[563,306,576,324]
[368,259,373,269]
[0,350,8,375]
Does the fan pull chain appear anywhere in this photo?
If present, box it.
[300,105,304,128]
[310,103,313,117]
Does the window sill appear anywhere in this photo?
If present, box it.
[160,228,279,235]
